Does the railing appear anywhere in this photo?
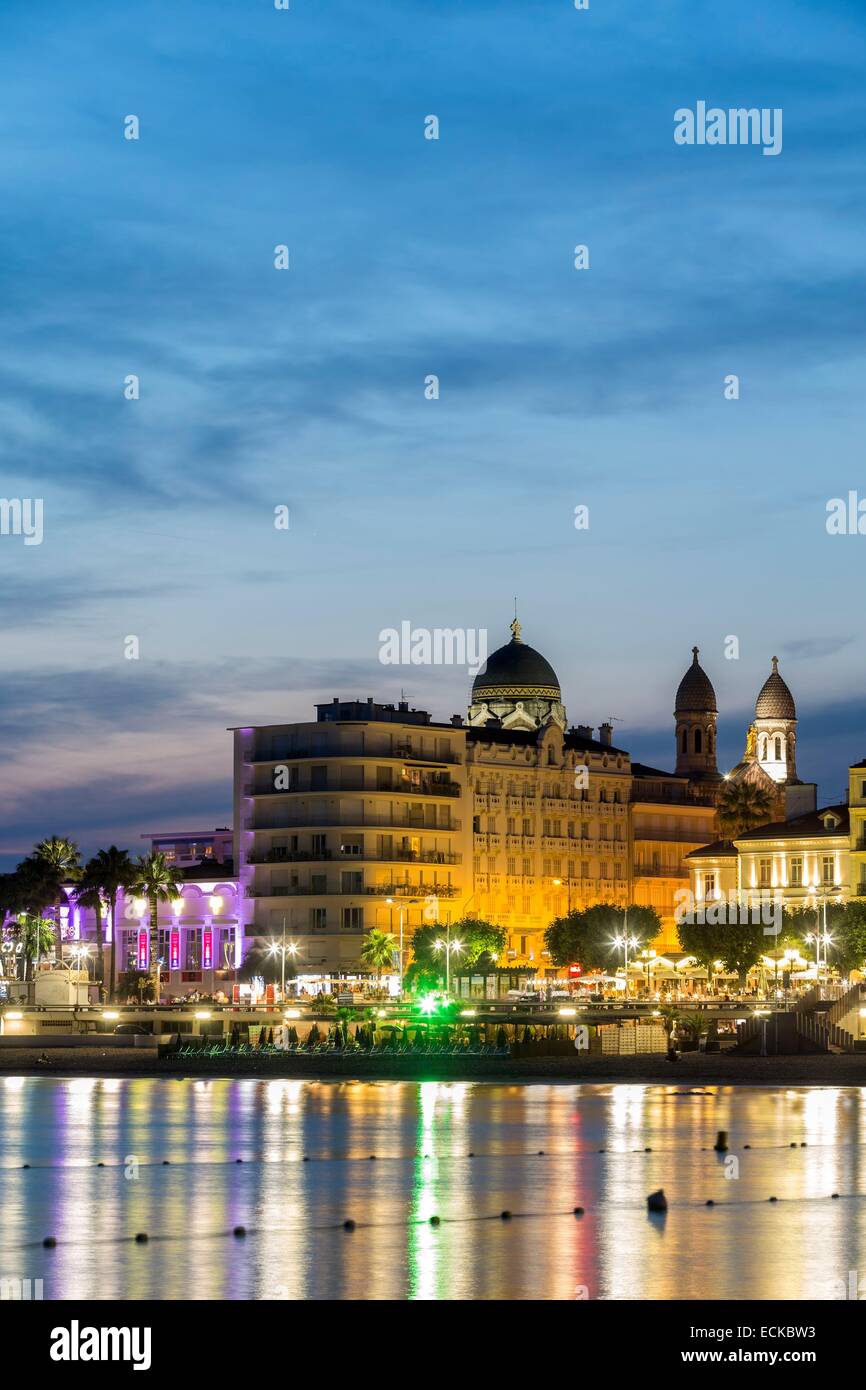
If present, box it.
[246,883,458,899]
[248,849,461,866]
[254,779,461,798]
[252,815,461,832]
[249,747,460,764]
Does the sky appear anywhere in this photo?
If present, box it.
[1,0,865,867]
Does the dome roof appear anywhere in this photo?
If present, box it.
[471,620,560,701]
[755,657,796,720]
[675,647,717,713]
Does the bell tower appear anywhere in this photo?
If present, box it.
[674,646,719,781]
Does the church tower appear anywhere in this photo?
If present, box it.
[753,656,797,783]
[674,646,719,781]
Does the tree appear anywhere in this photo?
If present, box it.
[88,847,136,1002]
[129,852,182,1000]
[360,928,397,984]
[76,863,108,993]
[408,918,506,979]
[10,913,55,981]
[30,837,82,964]
[717,782,774,839]
[545,903,662,974]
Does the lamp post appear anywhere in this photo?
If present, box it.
[385,896,420,998]
[268,925,299,1001]
[433,924,463,997]
[640,947,656,996]
[613,915,640,1001]
[806,884,832,990]
[551,877,572,914]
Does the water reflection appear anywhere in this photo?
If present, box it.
[1,1078,866,1299]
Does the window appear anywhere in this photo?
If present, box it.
[681,730,687,754]
[601,861,610,879]
[704,873,715,897]
[311,834,326,856]
[184,929,202,970]
[522,818,532,835]
[542,819,551,836]
[581,861,590,877]
[552,820,562,836]
[791,857,803,887]
[693,728,702,753]
[310,908,327,931]
[507,856,516,875]
[310,765,327,790]
[311,873,327,893]
[473,816,481,833]
[522,857,532,876]
[341,907,363,930]
[759,858,772,887]
[341,871,362,893]
[473,855,481,873]
[774,737,783,761]
[521,897,531,915]
[551,858,561,875]
[507,817,516,834]
[822,856,835,886]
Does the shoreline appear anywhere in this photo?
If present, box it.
[4,1048,866,1085]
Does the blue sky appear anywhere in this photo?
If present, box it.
[1,0,865,865]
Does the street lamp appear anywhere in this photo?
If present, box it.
[385,896,420,998]
[640,947,657,996]
[551,877,573,913]
[268,927,299,1000]
[806,883,832,988]
[613,931,640,999]
[433,928,463,996]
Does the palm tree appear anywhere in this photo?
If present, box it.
[717,782,775,840]
[360,928,397,987]
[76,861,109,994]
[87,847,135,1002]
[129,852,182,1000]
[31,837,81,964]
[14,913,56,981]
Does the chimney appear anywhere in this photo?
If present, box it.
[451,714,464,726]
[599,722,613,746]
[576,724,593,739]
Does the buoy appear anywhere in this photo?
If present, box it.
[369,1155,376,1161]
[706,1199,714,1206]
[714,1131,728,1152]
[43,1236,56,1248]
[429,1215,440,1226]
[647,1189,667,1213]
[744,1144,751,1149]
[573,1206,584,1216]
[831,1193,840,1200]
[801,1142,807,1147]
[645,1146,652,1153]
[343,1219,356,1231]
[302,1155,310,1162]
[790,1142,797,1148]
[598,1148,605,1153]
[162,1160,170,1166]
[500,1210,512,1220]
[97,1162,104,1168]
[233,1226,246,1237]
[22,1164,30,1170]
[768,1196,777,1202]
[134,1232,148,1243]
[235,1158,243,1164]
[537,1150,544,1156]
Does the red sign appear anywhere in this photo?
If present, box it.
[568,963,582,977]
[170,930,180,970]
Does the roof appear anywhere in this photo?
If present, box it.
[734,804,849,843]
[471,624,560,700]
[685,840,737,860]
[755,657,796,720]
[631,762,686,781]
[675,647,717,713]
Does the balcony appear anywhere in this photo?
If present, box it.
[246,882,458,899]
[247,848,461,866]
[253,779,461,799]
[248,747,460,764]
[252,813,461,832]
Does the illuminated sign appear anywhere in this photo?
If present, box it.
[170,930,180,971]
[202,929,213,970]
[137,931,149,971]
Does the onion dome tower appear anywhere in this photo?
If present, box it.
[674,646,719,780]
[753,656,797,782]
[468,618,566,730]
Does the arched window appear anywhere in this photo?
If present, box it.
[693,728,702,753]
[708,730,714,754]
[774,737,782,761]
[760,738,767,761]
[681,729,688,754]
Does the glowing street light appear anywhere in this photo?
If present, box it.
[268,928,299,999]
[433,932,463,996]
